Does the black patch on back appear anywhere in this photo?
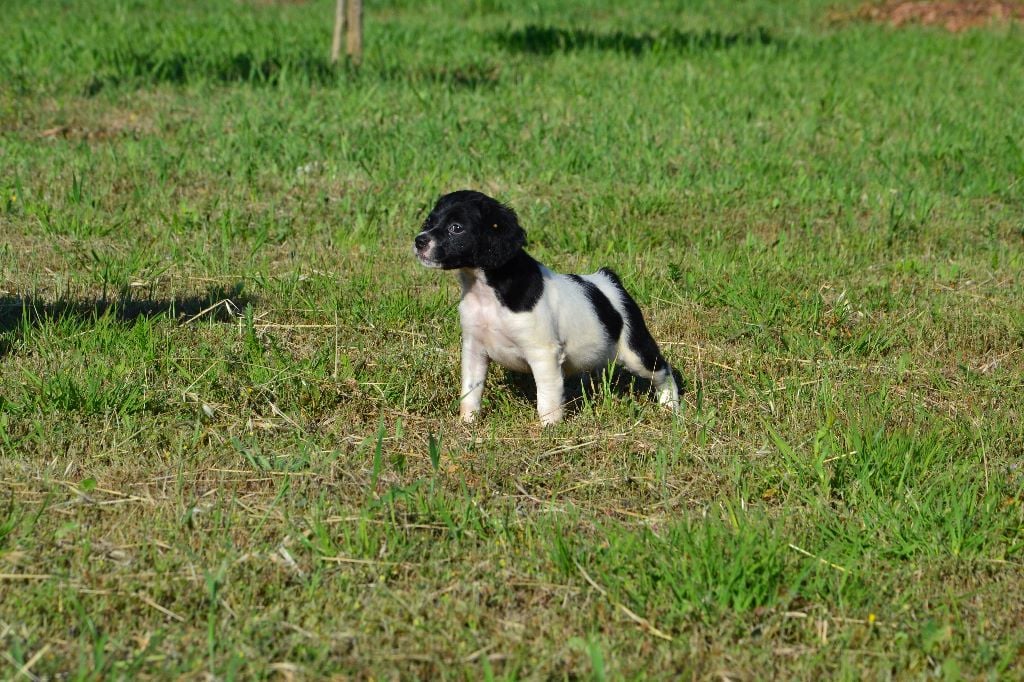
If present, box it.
[569,275,623,342]
[600,268,667,372]
[485,250,544,313]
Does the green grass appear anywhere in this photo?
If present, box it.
[1,0,1023,677]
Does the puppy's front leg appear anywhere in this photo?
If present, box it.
[527,350,564,425]
[459,334,489,423]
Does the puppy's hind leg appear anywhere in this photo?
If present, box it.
[601,270,679,411]
[617,342,680,411]
[653,365,680,411]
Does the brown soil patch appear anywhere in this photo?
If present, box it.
[847,1,1024,31]
[39,110,153,142]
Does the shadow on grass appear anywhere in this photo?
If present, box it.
[88,48,502,93]
[86,47,338,93]
[499,365,686,418]
[376,62,503,89]
[494,24,778,56]
[84,25,777,94]
[0,284,249,355]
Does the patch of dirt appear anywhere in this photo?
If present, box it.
[39,110,153,142]
[845,1,1024,31]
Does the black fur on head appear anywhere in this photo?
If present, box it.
[414,190,526,270]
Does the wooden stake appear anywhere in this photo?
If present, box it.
[346,0,363,65]
[330,0,345,63]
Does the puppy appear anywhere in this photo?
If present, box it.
[414,190,679,425]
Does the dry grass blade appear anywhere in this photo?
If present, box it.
[13,643,50,681]
[137,593,186,622]
[181,299,240,325]
[788,544,848,573]
[574,561,673,642]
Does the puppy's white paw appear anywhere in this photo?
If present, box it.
[460,407,479,424]
[538,407,563,426]
[658,387,680,411]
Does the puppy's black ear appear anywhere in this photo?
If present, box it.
[476,199,526,269]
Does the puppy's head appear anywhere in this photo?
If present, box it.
[414,190,525,270]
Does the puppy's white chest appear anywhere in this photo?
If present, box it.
[459,284,531,372]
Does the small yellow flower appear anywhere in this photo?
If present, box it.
[8,193,15,203]
[868,613,876,625]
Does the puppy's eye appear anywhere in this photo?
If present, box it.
[448,223,464,234]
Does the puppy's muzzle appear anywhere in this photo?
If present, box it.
[414,232,443,268]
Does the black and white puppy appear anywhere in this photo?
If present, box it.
[414,190,679,425]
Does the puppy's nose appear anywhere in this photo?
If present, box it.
[414,234,430,250]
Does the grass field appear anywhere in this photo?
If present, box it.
[1,0,1023,678]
